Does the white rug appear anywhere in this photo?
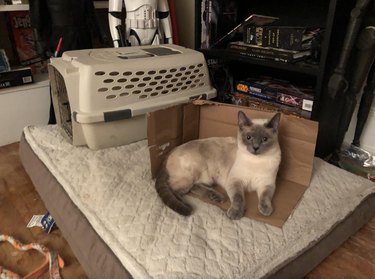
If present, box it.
[24,125,375,279]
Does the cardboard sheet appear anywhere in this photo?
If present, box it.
[147,100,318,227]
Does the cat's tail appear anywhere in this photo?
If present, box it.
[155,167,193,216]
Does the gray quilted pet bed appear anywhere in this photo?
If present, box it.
[19,125,375,279]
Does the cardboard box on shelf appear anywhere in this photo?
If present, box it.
[147,100,318,227]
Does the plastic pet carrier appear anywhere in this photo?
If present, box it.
[48,44,216,149]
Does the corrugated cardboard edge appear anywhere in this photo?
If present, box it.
[147,103,200,178]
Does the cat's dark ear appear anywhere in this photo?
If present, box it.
[266,112,281,132]
[238,111,252,129]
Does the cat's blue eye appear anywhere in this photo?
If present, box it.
[262,137,268,142]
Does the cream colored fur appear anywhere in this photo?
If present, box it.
[164,112,281,219]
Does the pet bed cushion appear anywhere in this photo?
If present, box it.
[20,125,375,279]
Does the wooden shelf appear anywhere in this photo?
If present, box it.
[0,1,108,12]
[0,73,49,95]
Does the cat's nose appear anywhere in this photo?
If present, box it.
[253,146,259,151]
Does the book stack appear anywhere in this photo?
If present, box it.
[244,26,321,50]
[230,92,312,119]
[227,23,322,63]
[232,77,315,119]
[228,41,312,63]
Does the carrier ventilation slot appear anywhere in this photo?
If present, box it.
[94,63,206,101]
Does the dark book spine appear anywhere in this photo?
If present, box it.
[236,80,277,101]
[244,26,307,50]
[228,43,298,62]
[245,26,263,46]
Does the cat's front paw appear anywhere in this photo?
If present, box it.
[258,199,273,216]
[226,206,245,220]
[208,190,225,203]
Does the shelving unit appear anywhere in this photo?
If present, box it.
[0,2,112,146]
[0,5,49,146]
[0,4,51,96]
[0,1,108,11]
[194,0,339,121]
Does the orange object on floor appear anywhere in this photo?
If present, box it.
[0,235,64,279]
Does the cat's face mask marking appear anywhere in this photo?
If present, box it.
[238,111,281,155]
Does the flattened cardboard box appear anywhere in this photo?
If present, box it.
[147,100,318,227]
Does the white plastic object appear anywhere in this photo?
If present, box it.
[49,44,216,149]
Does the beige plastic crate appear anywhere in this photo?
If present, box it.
[49,44,216,149]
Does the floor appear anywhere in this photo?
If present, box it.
[1,142,375,278]
[0,142,87,278]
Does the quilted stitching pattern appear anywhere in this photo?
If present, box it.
[24,125,375,279]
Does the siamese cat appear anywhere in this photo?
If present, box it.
[155,111,281,220]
